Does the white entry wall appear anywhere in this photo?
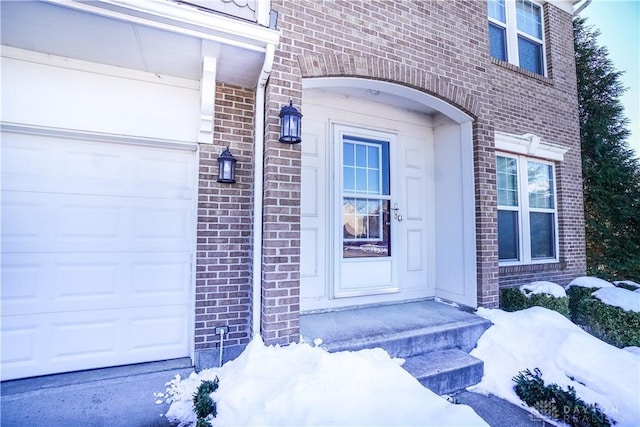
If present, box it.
[0,49,199,380]
[300,82,478,312]
[301,88,437,311]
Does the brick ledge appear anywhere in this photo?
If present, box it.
[499,262,566,275]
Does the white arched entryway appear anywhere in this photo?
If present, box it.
[300,77,477,311]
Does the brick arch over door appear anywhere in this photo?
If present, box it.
[297,53,480,119]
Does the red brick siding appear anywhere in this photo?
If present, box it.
[195,83,256,351]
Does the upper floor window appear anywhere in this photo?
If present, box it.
[497,153,558,264]
[488,0,546,75]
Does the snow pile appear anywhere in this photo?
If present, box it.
[567,276,614,289]
[593,287,640,312]
[160,337,488,427]
[520,281,566,298]
[470,307,640,426]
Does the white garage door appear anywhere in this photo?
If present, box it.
[1,131,196,380]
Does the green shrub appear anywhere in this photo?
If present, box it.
[513,368,613,427]
[500,288,529,312]
[500,287,570,317]
[575,298,640,348]
[614,282,639,292]
[567,286,598,322]
[192,378,219,427]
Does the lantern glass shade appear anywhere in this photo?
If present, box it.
[217,147,237,183]
[279,100,302,144]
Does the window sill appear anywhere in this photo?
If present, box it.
[499,261,566,275]
[490,57,553,85]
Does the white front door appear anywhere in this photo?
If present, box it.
[334,125,397,297]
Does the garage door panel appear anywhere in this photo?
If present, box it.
[2,192,193,253]
[1,306,189,380]
[2,133,195,199]
[2,252,191,316]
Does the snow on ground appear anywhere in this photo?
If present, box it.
[160,337,488,427]
[520,281,567,298]
[470,307,640,426]
[593,287,640,312]
[567,276,615,288]
[160,277,640,427]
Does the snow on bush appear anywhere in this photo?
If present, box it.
[520,281,567,298]
[593,287,640,313]
[567,276,614,289]
[470,307,640,426]
[614,280,640,289]
[159,337,488,427]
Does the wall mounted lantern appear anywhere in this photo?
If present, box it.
[279,100,302,144]
[217,147,237,183]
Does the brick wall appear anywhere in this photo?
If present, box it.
[194,83,256,363]
[254,0,583,342]
[489,4,586,289]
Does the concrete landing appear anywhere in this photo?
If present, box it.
[301,300,491,394]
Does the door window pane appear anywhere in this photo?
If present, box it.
[342,136,391,258]
[530,212,555,258]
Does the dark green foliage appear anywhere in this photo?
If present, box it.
[614,282,639,292]
[567,286,598,322]
[500,288,528,312]
[500,288,569,317]
[574,17,640,282]
[192,378,219,426]
[513,368,613,427]
[575,298,640,348]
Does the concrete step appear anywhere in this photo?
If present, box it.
[318,315,490,359]
[402,349,484,395]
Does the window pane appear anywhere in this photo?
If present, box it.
[343,199,390,258]
[496,156,518,207]
[355,144,367,167]
[528,161,554,209]
[489,23,507,61]
[498,210,519,261]
[368,170,379,194]
[343,143,355,166]
[516,0,542,39]
[488,0,506,22]
[368,146,379,169]
[343,167,355,192]
[355,168,367,192]
[518,36,543,74]
[530,212,555,258]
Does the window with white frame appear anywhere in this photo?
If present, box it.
[488,0,546,75]
[497,153,558,264]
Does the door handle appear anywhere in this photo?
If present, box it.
[391,203,403,222]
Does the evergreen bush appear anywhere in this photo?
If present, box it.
[567,286,597,322]
[513,368,613,427]
[575,298,640,348]
[500,287,569,317]
[192,378,219,427]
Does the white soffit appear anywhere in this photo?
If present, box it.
[495,131,569,161]
[0,0,277,87]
